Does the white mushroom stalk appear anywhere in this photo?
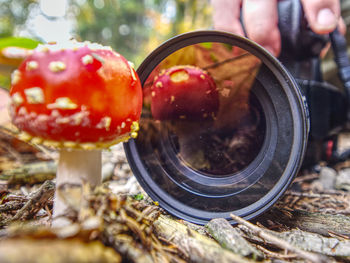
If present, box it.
[53,149,101,226]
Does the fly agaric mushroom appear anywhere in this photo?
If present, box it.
[9,40,142,225]
[151,65,218,121]
[150,65,219,169]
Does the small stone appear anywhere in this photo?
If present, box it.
[102,162,115,182]
[319,166,337,190]
[335,168,350,191]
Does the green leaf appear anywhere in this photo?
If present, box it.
[0,37,41,50]
[222,43,233,51]
[199,42,213,49]
[132,193,144,201]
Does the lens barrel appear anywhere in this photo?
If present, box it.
[124,31,309,224]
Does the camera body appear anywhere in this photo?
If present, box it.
[278,0,348,166]
[124,0,349,224]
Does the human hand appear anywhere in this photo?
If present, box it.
[211,0,346,57]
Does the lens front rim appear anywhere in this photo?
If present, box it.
[124,30,309,224]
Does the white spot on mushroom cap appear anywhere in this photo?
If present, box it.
[24,87,45,104]
[155,82,163,88]
[82,54,94,65]
[49,61,66,72]
[71,111,89,125]
[47,97,78,110]
[51,110,60,117]
[55,117,70,124]
[11,70,21,85]
[37,114,49,123]
[12,92,24,106]
[96,116,112,131]
[18,106,28,115]
[26,61,39,71]
[35,40,114,56]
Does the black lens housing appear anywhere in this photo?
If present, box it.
[124,31,310,225]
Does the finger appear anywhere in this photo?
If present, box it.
[211,0,245,36]
[300,0,340,34]
[338,17,347,35]
[242,0,280,56]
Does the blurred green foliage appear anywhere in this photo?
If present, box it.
[71,0,211,66]
[0,0,37,38]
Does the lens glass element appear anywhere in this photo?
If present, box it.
[138,43,268,192]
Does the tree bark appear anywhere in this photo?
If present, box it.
[267,208,350,237]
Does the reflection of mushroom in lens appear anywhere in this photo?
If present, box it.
[9,41,142,226]
[150,65,219,170]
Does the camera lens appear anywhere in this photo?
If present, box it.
[124,31,309,224]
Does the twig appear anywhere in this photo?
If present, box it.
[203,53,250,70]
[0,201,24,212]
[0,140,23,164]
[256,245,297,259]
[0,161,56,185]
[292,173,319,183]
[11,180,55,221]
[103,229,154,263]
[230,213,329,263]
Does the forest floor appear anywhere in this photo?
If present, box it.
[1,126,350,263]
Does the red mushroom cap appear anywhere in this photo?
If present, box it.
[9,41,142,149]
[151,65,218,121]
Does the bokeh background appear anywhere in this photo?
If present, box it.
[0,0,211,67]
[0,0,349,90]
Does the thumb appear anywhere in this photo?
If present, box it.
[301,0,340,34]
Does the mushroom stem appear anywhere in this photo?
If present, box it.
[52,148,101,227]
